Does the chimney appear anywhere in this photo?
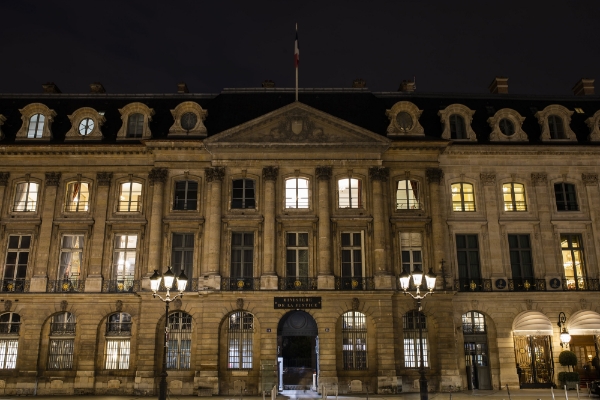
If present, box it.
[352,78,366,88]
[398,79,416,92]
[489,76,509,94]
[261,80,275,88]
[572,78,595,96]
[42,82,61,93]
[90,82,106,94]
[177,82,189,93]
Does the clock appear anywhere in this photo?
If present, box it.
[78,118,94,136]
[181,112,197,131]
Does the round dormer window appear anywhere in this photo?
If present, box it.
[181,112,197,131]
[396,112,413,132]
[78,118,94,136]
[499,118,515,136]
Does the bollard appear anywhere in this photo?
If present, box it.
[506,384,512,400]
[564,384,569,400]
[551,386,555,400]
[576,384,580,400]
[366,383,369,400]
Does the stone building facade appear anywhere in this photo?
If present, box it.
[0,78,599,396]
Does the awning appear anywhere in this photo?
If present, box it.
[567,311,600,335]
[513,311,553,335]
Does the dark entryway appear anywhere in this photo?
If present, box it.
[277,310,318,390]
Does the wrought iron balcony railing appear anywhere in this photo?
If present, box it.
[0,279,29,293]
[454,278,492,292]
[50,323,76,336]
[279,277,318,291]
[222,277,260,291]
[509,278,546,291]
[335,277,375,291]
[47,279,85,293]
[563,278,599,291]
[102,279,140,293]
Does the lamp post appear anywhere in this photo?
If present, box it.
[399,267,437,400]
[558,312,571,348]
[150,266,188,400]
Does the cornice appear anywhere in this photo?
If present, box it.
[443,146,600,156]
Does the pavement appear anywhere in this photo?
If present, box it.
[1,388,598,400]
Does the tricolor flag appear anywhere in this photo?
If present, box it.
[294,25,299,68]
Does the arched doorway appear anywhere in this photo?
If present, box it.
[567,311,600,381]
[512,311,554,388]
[462,311,492,389]
[277,311,318,390]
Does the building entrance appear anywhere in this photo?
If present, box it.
[570,335,600,381]
[277,311,318,390]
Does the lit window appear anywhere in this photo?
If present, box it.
[105,313,131,370]
[285,178,309,208]
[173,180,198,211]
[400,233,422,274]
[171,233,194,291]
[48,312,76,370]
[228,311,253,369]
[27,114,45,138]
[548,115,566,139]
[509,234,534,290]
[167,312,192,370]
[58,235,84,285]
[2,235,30,293]
[126,113,144,138]
[232,179,255,209]
[503,183,527,211]
[561,234,586,290]
[462,311,486,334]
[112,234,137,292]
[342,311,367,370]
[340,232,364,290]
[65,181,90,212]
[450,114,467,139]
[338,178,361,208]
[0,313,20,369]
[554,183,578,211]
[118,181,142,212]
[396,180,420,210]
[451,183,475,212]
[13,181,39,212]
[403,310,428,368]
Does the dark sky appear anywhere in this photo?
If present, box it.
[1,0,599,96]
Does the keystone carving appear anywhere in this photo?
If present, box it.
[262,166,279,181]
[426,168,444,185]
[352,298,360,311]
[236,298,244,310]
[115,300,123,312]
[369,167,389,182]
[45,172,61,186]
[148,168,168,185]
[60,300,68,312]
[315,166,332,181]
[0,172,9,186]
[4,300,12,312]
[205,167,225,183]
[480,173,496,186]
[582,173,598,186]
[173,298,182,310]
[531,173,547,186]
[97,172,113,186]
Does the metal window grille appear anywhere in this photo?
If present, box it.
[450,114,467,139]
[341,232,364,280]
[338,178,361,208]
[456,234,481,282]
[462,311,486,334]
[3,235,30,287]
[231,233,254,279]
[451,183,475,212]
[13,181,39,212]
[503,183,527,211]
[286,232,309,278]
[561,234,586,290]
[285,178,309,208]
[48,339,74,370]
[50,312,76,335]
[106,313,132,335]
[400,232,422,274]
[227,311,253,369]
[554,183,578,211]
[396,180,420,210]
[403,310,428,368]
[232,179,255,209]
[167,311,192,370]
[117,181,142,212]
[548,115,565,139]
[64,181,90,212]
[508,235,534,282]
[126,113,144,138]
[173,180,198,210]
[0,339,18,369]
[113,235,137,288]
[0,313,21,334]
[27,113,45,138]
[104,339,130,369]
[342,311,367,370]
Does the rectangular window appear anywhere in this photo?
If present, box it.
[232,179,255,209]
[503,183,527,211]
[0,339,18,369]
[58,235,84,282]
[400,232,422,274]
[231,233,254,278]
[2,235,30,292]
[451,183,475,212]
[173,180,198,211]
[338,178,361,208]
[13,182,39,212]
[341,232,363,278]
[64,182,90,212]
[171,233,194,290]
[509,234,534,288]
[118,181,142,212]
[396,180,420,210]
[104,339,130,369]
[112,234,137,291]
[555,183,578,211]
[286,233,309,277]
[561,234,586,290]
[48,339,74,370]
[456,234,481,290]
[285,178,309,208]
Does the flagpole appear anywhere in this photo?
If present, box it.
[295,23,299,102]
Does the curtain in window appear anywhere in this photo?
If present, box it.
[13,183,28,211]
[0,339,18,369]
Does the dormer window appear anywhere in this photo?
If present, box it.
[117,103,155,140]
[78,118,94,136]
[127,113,144,138]
[438,104,477,141]
[535,105,576,142]
[65,107,105,141]
[488,108,528,142]
[548,115,565,139]
[16,103,56,141]
[28,114,45,138]
[499,119,515,136]
[385,101,425,136]
[450,114,467,139]
[169,102,208,137]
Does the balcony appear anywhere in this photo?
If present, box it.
[563,278,600,291]
[335,277,375,291]
[454,278,492,292]
[47,279,85,293]
[221,277,260,291]
[396,201,424,210]
[50,323,76,336]
[102,279,140,293]
[279,277,317,291]
[509,278,546,291]
[0,279,29,293]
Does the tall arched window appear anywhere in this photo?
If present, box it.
[0,312,20,369]
[285,178,309,208]
[127,113,144,138]
[342,311,367,370]
[167,311,192,370]
[450,114,467,139]
[462,311,486,333]
[548,115,565,139]
[48,312,76,370]
[403,310,428,368]
[28,114,45,138]
[105,313,132,370]
[396,180,420,210]
[227,311,253,369]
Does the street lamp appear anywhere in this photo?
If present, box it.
[399,267,436,400]
[150,266,188,400]
[558,312,571,348]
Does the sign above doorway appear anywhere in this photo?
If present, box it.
[274,297,321,309]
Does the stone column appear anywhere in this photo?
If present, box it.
[582,173,600,277]
[261,166,279,289]
[369,167,393,289]
[202,167,225,290]
[316,166,334,289]
[31,172,61,292]
[0,172,9,215]
[85,172,112,292]
[531,173,557,278]
[144,168,168,289]
[480,173,504,278]
[426,168,447,287]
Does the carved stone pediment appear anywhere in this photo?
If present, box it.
[203,102,390,153]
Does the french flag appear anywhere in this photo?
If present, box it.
[294,25,299,68]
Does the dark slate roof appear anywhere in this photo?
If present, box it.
[0,89,599,144]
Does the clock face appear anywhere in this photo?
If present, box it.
[181,112,197,131]
[396,112,413,132]
[499,118,515,136]
[78,118,94,136]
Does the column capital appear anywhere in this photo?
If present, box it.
[205,167,225,182]
[480,173,496,186]
[262,166,279,181]
[96,172,113,186]
[531,172,548,186]
[316,166,332,181]
[45,172,61,186]
[149,167,168,186]
[369,166,389,182]
[426,168,444,184]
[582,173,599,186]
[0,172,9,186]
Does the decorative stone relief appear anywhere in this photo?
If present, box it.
[205,167,225,182]
[582,173,598,186]
[368,167,389,182]
[385,101,425,136]
[0,172,9,186]
[535,105,576,142]
[16,103,57,140]
[236,298,244,310]
[426,168,444,185]
[487,108,528,142]
[115,300,123,312]
[580,298,589,310]
[65,107,106,141]
[585,110,600,142]
[480,173,496,186]
[352,298,360,311]
[471,300,479,310]
[60,300,68,312]
[438,104,477,141]
[262,166,279,181]
[531,173,547,186]
[173,298,182,310]
[525,299,533,310]
[117,102,155,140]
[169,101,208,137]
[4,300,12,312]
[315,166,332,181]
[149,168,168,185]
[267,110,325,142]
[97,172,113,186]
[45,172,61,186]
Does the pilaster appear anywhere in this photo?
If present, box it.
[480,173,504,278]
[261,166,278,289]
[426,168,447,287]
[146,168,168,285]
[85,172,112,292]
[204,167,225,288]
[316,166,333,289]
[369,167,392,289]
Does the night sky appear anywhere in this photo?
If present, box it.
[1,0,599,96]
